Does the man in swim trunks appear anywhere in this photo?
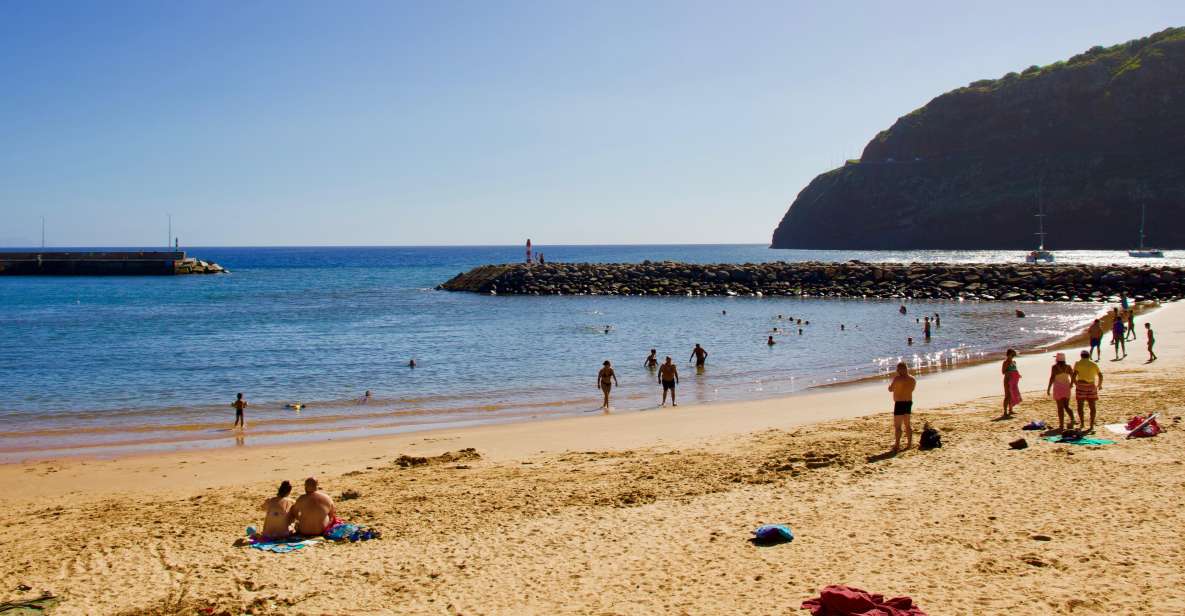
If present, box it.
[597,360,618,410]
[658,356,679,407]
[689,343,708,367]
[1088,319,1103,360]
[1072,350,1103,431]
[1145,323,1157,362]
[644,349,658,369]
[288,476,337,536]
[232,393,247,429]
[923,317,932,341]
[1126,309,1137,341]
[888,362,916,451]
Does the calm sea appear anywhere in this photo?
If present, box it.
[3,244,1164,461]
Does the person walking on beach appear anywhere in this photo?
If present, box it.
[1145,323,1157,362]
[232,393,248,429]
[1072,350,1103,431]
[658,356,679,407]
[644,349,658,369]
[1046,353,1075,430]
[1001,349,1021,419]
[597,360,619,410]
[1111,316,1127,360]
[689,343,708,367]
[888,362,916,451]
[1088,319,1104,361]
[923,316,932,341]
[1126,309,1137,341]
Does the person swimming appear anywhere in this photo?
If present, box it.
[767,335,775,346]
[408,359,417,368]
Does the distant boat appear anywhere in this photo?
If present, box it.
[1026,175,1054,263]
[1128,203,1164,258]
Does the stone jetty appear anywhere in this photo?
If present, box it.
[0,251,227,276]
[440,261,1185,302]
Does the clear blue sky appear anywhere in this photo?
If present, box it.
[2,1,1183,247]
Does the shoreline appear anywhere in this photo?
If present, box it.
[4,300,1172,503]
[1,299,1139,464]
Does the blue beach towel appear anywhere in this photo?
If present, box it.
[247,537,321,553]
[1043,436,1116,446]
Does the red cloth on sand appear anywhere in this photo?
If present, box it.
[801,585,927,616]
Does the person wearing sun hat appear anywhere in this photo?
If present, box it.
[1046,352,1075,429]
[1072,350,1103,431]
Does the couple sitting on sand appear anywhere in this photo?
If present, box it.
[257,476,338,539]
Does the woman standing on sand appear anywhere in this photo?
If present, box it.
[1046,352,1074,429]
[1001,349,1021,418]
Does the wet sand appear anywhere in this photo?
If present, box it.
[2,302,1182,615]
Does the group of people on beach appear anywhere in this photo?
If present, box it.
[888,301,1155,450]
[257,476,339,540]
[597,344,708,410]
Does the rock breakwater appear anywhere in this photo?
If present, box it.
[440,262,1185,302]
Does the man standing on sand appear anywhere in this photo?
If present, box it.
[597,360,619,410]
[658,356,679,407]
[232,393,247,430]
[888,362,916,451]
[689,343,708,367]
[1126,309,1137,341]
[288,477,337,536]
[1088,319,1103,361]
[1072,350,1103,431]
[1145,323,1157,362]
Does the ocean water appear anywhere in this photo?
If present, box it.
[1,244,1158,461]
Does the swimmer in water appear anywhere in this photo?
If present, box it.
[767,335,775,346]
[408,359,416,368]
[604,326,611,334]
[899,305,907,315]
[798,328,803,335]
[689,343,708,367]
[908,337,913,345]
[359,390,372,405]
[840,324,845,331]
[644,349,658,369]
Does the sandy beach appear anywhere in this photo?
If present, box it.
[3,302,1183,615]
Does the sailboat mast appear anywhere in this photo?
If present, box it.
[1035,175,1046,250]
[1139,203,1147,250]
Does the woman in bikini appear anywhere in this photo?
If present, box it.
[258,480,296,539]
[1046,352,1074,429]
[597,360,619,410]
[1001,349,1021,419]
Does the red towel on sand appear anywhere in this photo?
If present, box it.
[801,585,927,616]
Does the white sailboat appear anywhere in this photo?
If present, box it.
[1026,176,1054,263]
[1127,203,1163,258]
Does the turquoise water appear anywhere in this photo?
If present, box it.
[0,245,1129,460]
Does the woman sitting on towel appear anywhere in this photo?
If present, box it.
[259,480,295,539]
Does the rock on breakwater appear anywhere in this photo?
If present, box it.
[439,262,1185,301]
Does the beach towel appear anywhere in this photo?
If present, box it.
[0,594,59,615]
[751,524,794,546]
[1043,436,1115,446]
[247,537,321,553]
[801,585,927,616]
[1022,420,1046,430]
[325,520,382,542]
[1006,372,1022,405]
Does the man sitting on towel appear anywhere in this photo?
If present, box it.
[288,476,338,536]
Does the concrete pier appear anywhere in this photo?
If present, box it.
[0,251,226,276]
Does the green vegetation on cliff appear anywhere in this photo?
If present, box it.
[772,27,1185,250]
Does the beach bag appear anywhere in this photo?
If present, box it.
[752,524,794,546]
[1125,416,1162,438]
[919,425,941,450]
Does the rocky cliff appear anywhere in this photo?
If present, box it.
[771,27,1185,250]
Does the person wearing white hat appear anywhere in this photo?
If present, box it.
[1046,352,1074,430]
